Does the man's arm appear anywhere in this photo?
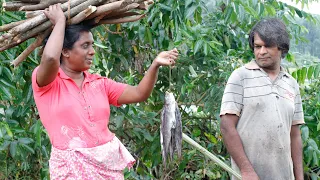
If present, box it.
[291,125,304,180]
[220,114,259,180]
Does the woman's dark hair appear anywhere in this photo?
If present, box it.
[63,23,93,49]
[43,22,94,50]
[248,18,290,58]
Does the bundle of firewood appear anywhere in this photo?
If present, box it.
[0,0,153,66]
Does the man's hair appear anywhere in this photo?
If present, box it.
[63,23,94,50]
[248,18,290,58]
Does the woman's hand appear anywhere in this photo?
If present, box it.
[153,48,179,67]
[43,3,65,25]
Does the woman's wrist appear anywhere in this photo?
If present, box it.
[151,59,161,68]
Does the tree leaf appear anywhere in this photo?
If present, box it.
[295,9,303,18]
[301,126,309,141]
[18,138,34,144]
[186,5,197,19]
[307,66,314,79]
[189,65,198,77]
[10,141,18,157]
[194,39,203,55]
[0,84,12,99]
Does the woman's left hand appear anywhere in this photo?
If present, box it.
[154,48,179,67]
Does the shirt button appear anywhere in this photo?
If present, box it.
[95,141,98,145]
[84,107,87,110]
[90,123,95,127]
[88,105,91,108]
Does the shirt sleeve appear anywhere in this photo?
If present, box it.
[292,82,304,125]
[32,66,58,97]
[103,78,127,107]
[220,70,243,117]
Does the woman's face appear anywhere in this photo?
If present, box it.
[62,31,95,71]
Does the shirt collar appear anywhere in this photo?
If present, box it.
[58,67,101,82]
[244,60,290,77]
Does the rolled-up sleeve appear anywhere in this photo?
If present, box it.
[220,70,243,117]
[293,83,304,125]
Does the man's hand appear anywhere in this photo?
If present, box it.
[241,170,260,180]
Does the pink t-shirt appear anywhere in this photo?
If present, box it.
[32,67,127,150]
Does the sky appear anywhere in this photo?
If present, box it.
[279,0,320,15]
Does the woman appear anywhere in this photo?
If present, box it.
[32,4,179,179]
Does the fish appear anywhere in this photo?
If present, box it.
[160,92,182,166]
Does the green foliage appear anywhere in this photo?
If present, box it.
[1,0,320,179]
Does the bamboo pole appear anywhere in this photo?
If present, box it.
[182,133,242,180]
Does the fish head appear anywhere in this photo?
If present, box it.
[165,92,176,104]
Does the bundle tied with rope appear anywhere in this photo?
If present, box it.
[0,0,154,66]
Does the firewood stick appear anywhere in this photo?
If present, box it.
[93,12,112,23]
[0,19,28,32]
[1,0,107,45]
[19,0,68,11]
[13,0,107,44]
[106,3,139,18]
[0,40,22,52]
[18,0,40,3]
[13,21,51,44]
[86,0,123,20]
[11,29,51,67]
[99,14,145,24]
[6,0,88,38]
[25,10,43,18]
[137,0,153,10]
[120,0,145,8]
[3,2,36,11]
[69,5,97,25]
[105,11,140,19]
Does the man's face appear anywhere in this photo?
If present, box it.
[253,33,282,71]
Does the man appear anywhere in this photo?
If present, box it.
[220,18,304,180]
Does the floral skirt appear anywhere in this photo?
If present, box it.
[49,136,135,180]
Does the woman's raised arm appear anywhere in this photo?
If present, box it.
[36,3,65,87]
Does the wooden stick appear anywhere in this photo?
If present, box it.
[14,0,107,44]
[3,2,36,11]
[137,0,153,10]
[69,5,97,25]
[106,11,140,19]
[11,29,51,67]
[13,20,51,44]
[0,19,28,32]
[99,14,145,24]
[1,0,106,45]
[8,0,87,36]
[25,10,43,18]
[105,3,139,18]
[18,0,40,3]
[182,133,242,180]
[86,0,123,20]
[94,11,113,23]
[120,0,145,8]
[19,0,68,11]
